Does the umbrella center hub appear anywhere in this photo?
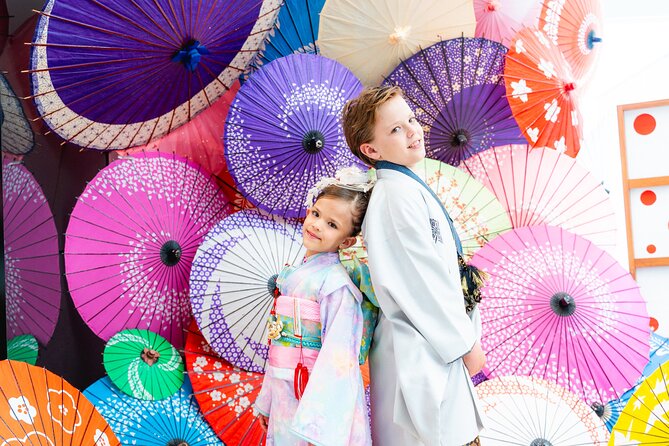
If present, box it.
[141,348,160,366]
[550,292,576,316]
[302,130,325,154]
[485,0,500,12]
[388,26,411,45]
[590,401,606,417]
[160,240,182,267]
[530,439,553,446]
[267,273,279,295]
[166,440,189,446]
[450,129,470,147]
[171,39,209,72]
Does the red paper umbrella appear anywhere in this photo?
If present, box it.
[538,0,603,82]
[504,27,583,157]
[184,321,266,445]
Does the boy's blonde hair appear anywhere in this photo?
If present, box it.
[342,86,403,166]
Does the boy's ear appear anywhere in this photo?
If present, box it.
[360,143,382,161]
[339,236,357,250]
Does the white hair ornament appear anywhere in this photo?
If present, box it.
[304,166,375,208]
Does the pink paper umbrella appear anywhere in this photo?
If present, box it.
[459,144,616,254]
[65,152,234,348]
[470,225,650,406]
[474,0,541,47]
[2,157,61,345]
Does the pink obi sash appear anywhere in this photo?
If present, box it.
[268,295,321,371]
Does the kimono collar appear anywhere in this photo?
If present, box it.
[303,251,340,266]
[375,160,463,254]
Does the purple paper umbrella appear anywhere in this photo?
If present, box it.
[65,152,234,348]
[30,0,281,150]
[190,209,306,372]
[3,157,60,345]
[225,53,365,218]
[470,225,650,406]
[383,37,526,166]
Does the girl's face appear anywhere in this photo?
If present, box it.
[303,196,357,257]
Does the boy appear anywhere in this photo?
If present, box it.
[342,86,485,446]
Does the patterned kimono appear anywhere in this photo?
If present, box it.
[254,252,372,446]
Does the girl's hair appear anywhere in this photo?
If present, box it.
[316,184,372,237]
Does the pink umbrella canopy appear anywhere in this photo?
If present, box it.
[459,144,616,254]
[65,152,234,348]
[3,157,61,345]
[474,0,541,47]
[470,225,650,406]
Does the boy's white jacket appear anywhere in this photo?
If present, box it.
[363,167,484,446]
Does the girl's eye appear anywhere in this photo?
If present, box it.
[328,222,337,229]
[409,117,417,123]
[312,210,319,217]
[391,126,401,133]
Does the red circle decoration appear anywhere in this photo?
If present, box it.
[649,317,659,332]
[640,190,657,206]
[633,113,656,135]
[646,244,657,254]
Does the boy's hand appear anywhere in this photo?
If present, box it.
[463,340,486,377]
[258,414,269,432]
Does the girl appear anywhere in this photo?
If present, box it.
[255,167,374,446]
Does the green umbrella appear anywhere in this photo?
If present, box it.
[7,334,38,365]
[415,158,513,258]
[103,328,184,400]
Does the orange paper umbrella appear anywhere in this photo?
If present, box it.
[538,0,603,82]
[0,359,119,445]
[504,27,583,157]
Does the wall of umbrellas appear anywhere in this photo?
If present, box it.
[0,0,667,445]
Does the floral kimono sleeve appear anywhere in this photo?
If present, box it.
[289,285,371,446]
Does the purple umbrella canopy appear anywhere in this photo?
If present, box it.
[383,37,526,165]
[3,157,61,345]
[224,53,365,218]
[190,209,305,372]
[30,0,281,150]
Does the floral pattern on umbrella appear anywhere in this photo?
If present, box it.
[65,152,233,348]
[0,74,35,155]
[504,27,583,156]
[459,144,617,254]
[84,375,222,445]
[225,53,364,218]
[539,0,603,82]
[0,360,119,445]
[414,157,512,258]
[185,321,266,445]
[384,37,526,165]
[470,225,650,405]
[190,209,305,372]
[3,158,60,345]
[30,0,281,150]
[476,375,609,445]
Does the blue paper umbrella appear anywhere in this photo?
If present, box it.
[84,376,222,445]
[384,37,526,166]
[249,0,325,72]
[600,332,669,431]
[225,53,365,218]
[30,0,281,150]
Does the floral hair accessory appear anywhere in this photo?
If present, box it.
[304,166,375,208]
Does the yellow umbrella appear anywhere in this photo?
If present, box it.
[610,359,669,445]
[318,0,475,86]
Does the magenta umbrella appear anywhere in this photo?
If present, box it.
[3,157,61,345]
[470,225,650,406]
[64,152,234,348]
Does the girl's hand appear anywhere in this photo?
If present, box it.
[463,340,486,377]
[258,414,269,432]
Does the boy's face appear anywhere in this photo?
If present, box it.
[360,95,425,168]
[302,196,357,257]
